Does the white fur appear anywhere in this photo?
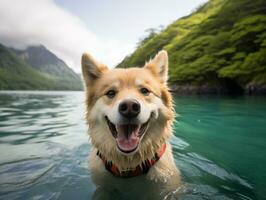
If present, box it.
[83,50,181,199]
[91,94,163,126]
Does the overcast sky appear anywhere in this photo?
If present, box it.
[0,0,208,72]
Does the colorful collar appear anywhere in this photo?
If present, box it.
[96,143,166,178]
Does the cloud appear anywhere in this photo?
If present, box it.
[0,0,133,71]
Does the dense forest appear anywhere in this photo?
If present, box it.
[117,0,266,94]
[0,44,83,90]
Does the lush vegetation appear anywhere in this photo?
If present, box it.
[117,0,266,94]
[0,44,83,90]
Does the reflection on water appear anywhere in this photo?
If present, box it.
[0,91,265,199]
[0,91,94,200]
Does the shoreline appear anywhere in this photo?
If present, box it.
[170,84,266,95]
[1,85,266,95]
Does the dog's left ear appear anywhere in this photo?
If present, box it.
[145,50,168,84]
[81,53,108,86]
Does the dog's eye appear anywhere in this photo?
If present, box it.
[140,87,150,96]
[105,90,116,98]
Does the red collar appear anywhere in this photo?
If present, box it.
[96,143,166,178]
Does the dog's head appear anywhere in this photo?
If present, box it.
[82,51,174,166]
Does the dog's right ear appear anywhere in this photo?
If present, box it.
[81,53,108,86]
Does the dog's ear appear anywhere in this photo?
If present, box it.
[145,50,168,84]
[81,53,108,86]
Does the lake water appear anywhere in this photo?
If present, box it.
[0,91,265,200]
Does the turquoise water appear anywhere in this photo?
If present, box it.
[0,91,265,200]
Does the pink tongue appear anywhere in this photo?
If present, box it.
[116,124,140,152]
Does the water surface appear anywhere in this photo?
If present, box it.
[0,91,265,199]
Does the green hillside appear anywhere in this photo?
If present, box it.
[0,44,83,90]
[117,0,266,94]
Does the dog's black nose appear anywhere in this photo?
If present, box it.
[119,99,140,118]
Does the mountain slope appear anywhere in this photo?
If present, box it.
[117,0,266,94]
[13,45,80,80]
[0,44,83,90]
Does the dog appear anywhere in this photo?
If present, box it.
[82,50,181,199]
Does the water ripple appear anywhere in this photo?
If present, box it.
[0,92,265,200]
[0,157,55,192]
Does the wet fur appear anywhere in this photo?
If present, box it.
[82,51,181,199]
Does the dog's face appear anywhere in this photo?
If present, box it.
[82,51,174,161]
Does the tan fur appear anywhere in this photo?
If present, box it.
[82,50,181,198]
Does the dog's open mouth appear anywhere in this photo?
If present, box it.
[105,117,149,154]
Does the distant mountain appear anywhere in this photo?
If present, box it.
[12,45,80,80]
[117,0,266,94]
[0,43,83,90]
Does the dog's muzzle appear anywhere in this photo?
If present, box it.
[105,99,150,154]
